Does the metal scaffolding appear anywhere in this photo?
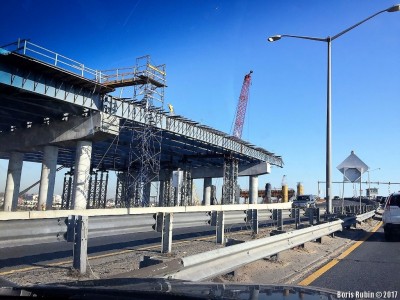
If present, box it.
[160,172,174,207]
[104,55,166,207]
[61,168,74,209]
[87,169,109,208]
[222,157,239,204]
[178,169,193,206]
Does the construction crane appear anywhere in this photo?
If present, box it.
[233,70,253,139]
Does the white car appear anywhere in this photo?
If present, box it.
[382,192,400,240]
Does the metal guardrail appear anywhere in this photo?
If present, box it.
[0,209,296,248]
[162,209,377,281]
[356,210,376,222]
[163,220,344,281]
[0,205,374,251]
[130,210,376,280]
[0,203,292,221]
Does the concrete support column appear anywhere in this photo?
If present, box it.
[203,177,212,205]
[3,152,24,211]
[249,175,258,204]
[38,146,58,210]
[72,141,92,210]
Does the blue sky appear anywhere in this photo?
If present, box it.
[1,0,400,198]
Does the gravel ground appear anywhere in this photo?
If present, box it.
[4,218,380,287]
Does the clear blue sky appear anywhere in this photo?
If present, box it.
[1,0,400,198]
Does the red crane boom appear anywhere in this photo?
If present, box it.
[233,70,253,138]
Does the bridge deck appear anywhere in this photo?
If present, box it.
[0,44,283,172]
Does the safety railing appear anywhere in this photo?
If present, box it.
[1,39,106,82]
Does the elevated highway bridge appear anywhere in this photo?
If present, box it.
[0,39,283,211]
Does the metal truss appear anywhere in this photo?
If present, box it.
[87,169,109,208]
[181,170,193,206]
[222,157,239,204]
[61,168,74,209]
[160,171,174,207]
[115,171,126,208]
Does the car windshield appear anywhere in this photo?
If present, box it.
[1,1,399,299]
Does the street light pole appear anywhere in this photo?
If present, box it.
[367,167,381,199]
[326,37,332,214]
[268,4,400,214]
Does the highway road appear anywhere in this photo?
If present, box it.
[0,200,370,275]
[0,224,219,273]
[302,222,400,296]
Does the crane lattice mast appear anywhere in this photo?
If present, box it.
[233,70,253,139]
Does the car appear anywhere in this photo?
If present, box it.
[382,193,400,240]
[333,196,340,200]
[292,194,316,209]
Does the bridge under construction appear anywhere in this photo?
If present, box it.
[0,39,283,211]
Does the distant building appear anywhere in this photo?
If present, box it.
[366,188,378,198]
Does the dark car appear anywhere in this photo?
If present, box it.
[292,194,316,209]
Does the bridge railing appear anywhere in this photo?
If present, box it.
[1,39,107,82]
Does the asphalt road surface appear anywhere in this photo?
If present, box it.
[0,225,218,272]
[308,224,400,296]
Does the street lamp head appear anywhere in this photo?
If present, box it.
[268,35,282,42]
[387,4,400,12]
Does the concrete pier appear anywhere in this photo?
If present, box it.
[249,175,258,204]
[3,152,24,211]
[203,177,212,205]
[38,146,58,210]
[72,141,92,210]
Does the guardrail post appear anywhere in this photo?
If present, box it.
[271,209,278,223]
[245,209,259,235]
[277,209,283,230]
[315,208,321,224]
[161,213,173,253]
[295,208,301,229]
[252,209,258,235]
[216,211,224,244]
[290,208,301,229]
[72,215,88,275]
[308,208,314,225]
